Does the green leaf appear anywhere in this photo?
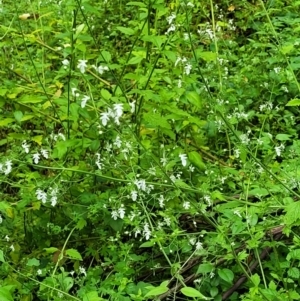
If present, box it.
[83,291,102,301]
[218,268,234,283]
[284,202,300,226]
[27,258,40,267]
[197,51,217,62]
[287,249,300,261]
[76,218,87,230]
[127,56,144,65]
[0,287,14,301]
[288,267,300,278]
[101,50,111,63]
[286,98,300,106]
[65,249,83,261]
[43,247,59,254]
[101,89,111,100]
[19,94,45,104]
[0,118,15,126]
[188,151,206,171]
[13,111,23,123]
[116,26,135,35]
[197,263,213,274]
[248,187,269,197]
[140,241,155,248]
[144,286,168,297]
[185,91,202,109]
[181,287,209,299]
[0,250,5,263]
[143,112,171,129]
[251,274,260,286]
[276,134,291,141]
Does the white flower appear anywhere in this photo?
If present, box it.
[36,189,47,204]
[189,165,195,172]
[160,156,167,166]
[33,153,40,164]
[196,241,203,250]
[134,179,146,191]
[240,134,250,145]
[175,57,182,67]
[164,217,171,226]
[50,196,57,207]
[158,195,164,208]
[184,63,192,75]
[58,133,66,141]
[274,67,281,74]
[166,24,176,34]
[93,65,109,74]
[4,160,13,175]
[131,191,138,201]
[79,266,87,276]
[10,244,15,252]
[234,148,240,158]
[183,33,189,40]
[183,201,190,209]
[143,223,151,240]
[100,112,110,126]
[37,269,42,275]
[5,235,9,242]
[129,101,136,113]
[118,205,125,219]
[179,154,187,166]
[111,210,118,220]
[166,13,176,24]
[275,144,285,156]
[0,214,2,224]
[114,135,122,148]
[233,209,242,218]
[71,88,79,97]
[62,59,69,69]
[41,149,49,159]
[81,95,90,108]
[113,103,123,118]
[95,153,103,169]
[77,59,88,73]
[22,141,30,153]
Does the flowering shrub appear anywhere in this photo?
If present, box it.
[1,0,300,300]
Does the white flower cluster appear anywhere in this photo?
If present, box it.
[0,160,13,175]
[111,205,126,220]
[165,13,176,34]
[100,104,124,126]
[175,56,192,75]
[36,187,59,206]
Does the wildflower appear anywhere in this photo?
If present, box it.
[183,201,190,210]
[93,65,109,74]
[114,136,122,148]
[118,205,125,219]
[81,95,90,108]
[0,214,2,224]
[95,153,103,169]
[58,133,66,141]
[164,217,171,226]
[4,160,13,175]
[79,266,87,276]
[179,154,188,166]
[10,245,15,252]
[41,149,49,159]
[71,88,79,97]
[240,134,250,145]
[5,235,9,242]
[196,241,203,250]
[100,112,110,126]
[37,269,42,275]
[36,189,47,204]
[113,103,123,118]
[166,13,176,24]
[274,67,281,74]
[131,191,138,201]
[134,179,146,191]
[22,141,30,153]
[111,210,118,220]
[158,195,164,207]
[160,156,167,166]
[77,59,88,73]
[166,24,176,34]
[233,209,242,218]
[183,33,189,40]
[275,144,285,156]
[62,59,69,69]
[184,63,192,75]
[234,148,240,158]
[143,223,151,240]
[129,101,136,113]
[33,153,40,164]
[189,165,195,172]
[175,57,182,67]
[50,196,57,207]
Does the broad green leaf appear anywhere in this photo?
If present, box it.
[76,219,87,230]
[140,241,155,248]
[144,286,168,297]
[181,287,209,299]
[0,250,5,263]
[188,151,206,171]
[143,112,171,129]
[65,249,83,261]
[27,258,40,267]
[43,247,59,254]
[53,140,68,159]
[14,111,23,123]
[127,56,144,65]
[19,94,45,104]
[0,287,14,301]
[185,91,202,109]
[276,134,291,141]
[101,89,111,100]
[101,50,111,63]
[0,118,14,126]
[32,135,43,145]
[280,44,294,54]
[75,24,85,36]
[197,263,213,274]
[116,26,135,35]
[251,274,260,286]
[287,249,300,261]
[197,51,217,62]
[218,268,234,283]
[286,98,300,106]
[288,267,300,278]
[83,291,102,301]
[284,202,300,226]
[248,188,269,197]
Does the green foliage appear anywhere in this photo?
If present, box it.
[1,0,300,300]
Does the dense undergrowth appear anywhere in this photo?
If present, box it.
[1,0,300,300]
